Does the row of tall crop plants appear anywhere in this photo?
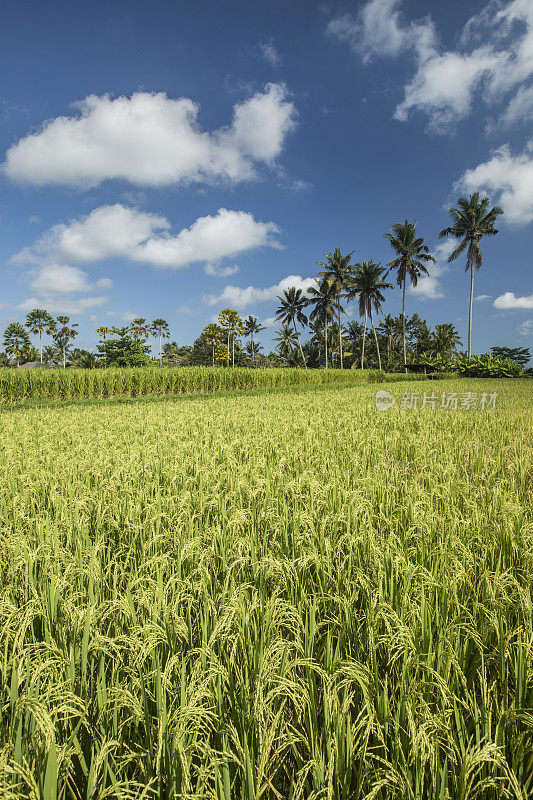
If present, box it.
[0,366,383,403]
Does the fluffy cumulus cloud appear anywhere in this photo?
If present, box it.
[203,275,317,309]
[458,142,533,224]
[3,85,296,188]
[493,291,533,309]
[30,264,112,295]
[409,239,454,300]
[14,205,281,270]
[17,295,108,315]
[328,0,533,132]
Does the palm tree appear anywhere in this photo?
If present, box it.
[273,324,298,362]
[242,316,265,365]
[3,322,31,366]
[275,287,309,368]
[432,324,462,360]
[151,318,170,366]
[377,313,397,368]
[346,261,393,370]
[53,315,79,368]
[439,193,503,357]
[217,308,244,367]
[307,277,340,369]
[245,340,264,359]
[316,248,353,369]
[384,221,435,370]
[130,318,152,342]
[95,326,112,341]
[202,323,223,367]
[25,308,56,363]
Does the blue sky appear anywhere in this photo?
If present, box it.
[1,0,532,357]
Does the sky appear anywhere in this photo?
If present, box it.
[0,0,532,358]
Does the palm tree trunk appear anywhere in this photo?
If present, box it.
[293,315,307,368]
[370,312,381,370]
[361,309,367,369]
[159,333,162,366]
[468,249,474,358]
[324,317,328,369]
[232,330,235,367]
[226,329,230,367]
[251,333,255,365]
[338,294,343,369]
[63,346,66,369]
[212,342,215,367]
[402,279,407,373]
[39,331,42,363]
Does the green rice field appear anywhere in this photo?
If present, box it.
[0,379,532,799]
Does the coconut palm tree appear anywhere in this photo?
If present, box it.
[307,277,340,369]
[384,221,435,371]
[275,287,309,368]
[53,316,79,368]
[432,324,462,360]
[151,318,170,365]
[217,308,244,367]
[316,248,353,369]
[377,314,397,368]
[3,322,31,366]
[25,308,56,363]
[242,316,265,365]
[346,261,393,370]
[273,324,299,362]
[439,193,503,357]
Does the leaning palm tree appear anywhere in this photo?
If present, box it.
[439,192,503,357]
[25,308,56,363]
[242,316,265,365]
[384,221,435,371]
[316,248,354,369]
[273,324,299,362]
[346,261,393,370]
[307,277,340,369]
[151,318,170,366]
[275,288,309,368]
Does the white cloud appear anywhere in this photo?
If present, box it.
[458,142,533,224]
[18,295,108,314]
[119,311,137,322]
[30,264,112,295]
[493,291,533,309]
[475,294,492,301]
[518,319,533,335]
[203,274,317,309]
[3,85,296,188]
[328,0,533,132]
[326,0,436,64]
[15,205,281,270]
[260,316,278,328]
[204,263,239,277]
[409,239,452,300]
[258,40,281,67]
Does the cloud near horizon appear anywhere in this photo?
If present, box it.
[203,275,317,310]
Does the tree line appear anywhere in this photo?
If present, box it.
[3,193,525,371]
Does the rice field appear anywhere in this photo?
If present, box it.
[0,367,378,404]
[0,378,532,799]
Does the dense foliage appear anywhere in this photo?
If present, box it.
[0,380,531,798]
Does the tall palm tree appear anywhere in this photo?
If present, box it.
[346,261,393,370]
[273,324,298,361]
[384,221,435,370]
[275,287,309,368]
[377,313,397,368]
[242,316,265,365]
[217,308,243,367]
[3,322,31,366]
[25,308,56,363]
[54,315,79,368]
[439,192,503,357]
[151,318,170,365]
[95,326,112,341]
[316,248,354,369]
[307,277,340,369]
[130,318,152,342]
[202,323,223,367]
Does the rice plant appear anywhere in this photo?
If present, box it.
[0,378,531,799]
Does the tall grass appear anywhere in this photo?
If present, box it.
[0,367,374,403]
[0,379,532,798]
